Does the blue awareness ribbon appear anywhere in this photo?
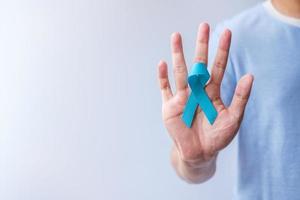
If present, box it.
[182,62,218,127]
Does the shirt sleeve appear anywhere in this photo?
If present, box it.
[208,23,237,107]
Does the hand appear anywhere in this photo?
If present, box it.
[157,23,254,167]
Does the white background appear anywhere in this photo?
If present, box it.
[0,0,260,199]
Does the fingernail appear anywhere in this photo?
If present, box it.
[199,22,209,31]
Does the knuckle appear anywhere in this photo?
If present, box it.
[211,96,222,104]
[160,78,169,89]
[214,60,226,70]
[173,65,186,74]
[194,56,207,63]
[211,80,221,87]
[235,92,248,101]
[197,38,208,44]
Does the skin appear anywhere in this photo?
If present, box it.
[157,23,254,183]
[272,0,300,18]
[157,0,300,184]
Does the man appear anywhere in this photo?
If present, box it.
[157,0,300,199]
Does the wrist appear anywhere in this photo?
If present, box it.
[171,146,218,183]
[172,145,218,169]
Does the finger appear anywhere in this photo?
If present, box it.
[229,74,254,118]
[157,60,173,102]
[194,23,210,63]
[209,29,232,87]
[171,32,188,91]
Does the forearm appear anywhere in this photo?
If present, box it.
[171,146,217,184]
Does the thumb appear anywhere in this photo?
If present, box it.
[229,74,254,119]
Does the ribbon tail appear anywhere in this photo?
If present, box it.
[182,94,198,128]
[195,87,218,125]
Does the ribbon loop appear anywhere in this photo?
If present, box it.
[182,63,217,127]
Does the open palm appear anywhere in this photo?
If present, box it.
[158,23,253,164]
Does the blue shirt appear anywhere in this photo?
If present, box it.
[209,2,300,199]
